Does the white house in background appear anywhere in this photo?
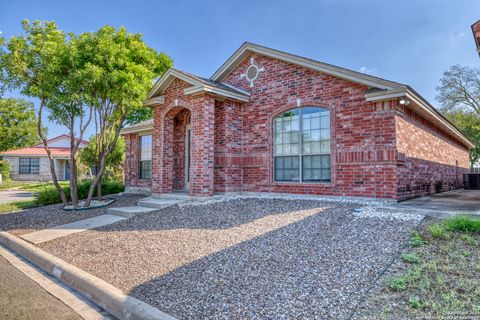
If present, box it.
[0,135,88,181]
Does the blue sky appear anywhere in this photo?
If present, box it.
[1,0,479,138]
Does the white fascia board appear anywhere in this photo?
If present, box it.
[211,43,402,90]
[143,96,165,106]
[146,69,202,99]
[364,88,407,102]
[120,124,154,135]
[184,85,250,102]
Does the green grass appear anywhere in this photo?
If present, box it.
[401,253,420,264]
[0,180,69,191]
[0,200,36,214]
[444,215,480,233]
[356,216,480,319]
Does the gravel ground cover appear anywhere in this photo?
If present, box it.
[0,194,144,236]
[39,198,423,319]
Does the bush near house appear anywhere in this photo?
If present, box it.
[34,179,124,205]
[0,160,11,180]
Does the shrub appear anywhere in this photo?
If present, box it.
[0,160,11,180]
[443,216,480,233]
[408,296,422,309]
[401,253,420,264]
[34,179,124,206]
[409,232,426,247]
[386,276,407,291]
[428,224,450,239]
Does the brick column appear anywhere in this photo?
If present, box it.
[151,106,163,194]
[190,95,215,196]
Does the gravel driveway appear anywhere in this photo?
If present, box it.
[39,198,423,319]
[0,194,144,236]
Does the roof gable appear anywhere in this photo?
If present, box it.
[145,68,250,104]
[211,42,406,90]
[32,134,88,148]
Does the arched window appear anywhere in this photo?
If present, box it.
[274,107,331,182]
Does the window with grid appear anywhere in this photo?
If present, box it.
[139,135,152,179]
[274,107,330,182]
[19,158,40,174]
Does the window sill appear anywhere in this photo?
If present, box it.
[272,181,332,186]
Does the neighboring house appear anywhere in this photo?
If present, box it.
[121,42,473,200]
[0,135,88,181]
[472,19,480,57]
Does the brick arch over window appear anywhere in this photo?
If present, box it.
[268,103,335,185]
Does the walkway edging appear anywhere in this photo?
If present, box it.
[0,231,176,320]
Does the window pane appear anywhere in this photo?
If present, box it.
[19,158,29,165]
[140,160,151,179]
[31,158,39,166]
[19,166,29,174]
[274,156,299,181]
[140,135,152,161]
[320,141,330,153]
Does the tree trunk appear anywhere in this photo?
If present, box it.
[37,101,68,205]
[97,175,102,200]
[69,125,79,208]
[85,123,123,207]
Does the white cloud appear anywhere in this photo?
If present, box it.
[359,66,378,75]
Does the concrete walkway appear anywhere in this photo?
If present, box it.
[20,214,127,244]
[394,189,480,217]
[18,196,186,245]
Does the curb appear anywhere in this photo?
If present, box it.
[0,231,176,320]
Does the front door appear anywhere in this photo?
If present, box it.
[185,125,191,189]
[64,160,70,180]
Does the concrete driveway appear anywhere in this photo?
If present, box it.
[0,190,34,204]
[397,189,480,216]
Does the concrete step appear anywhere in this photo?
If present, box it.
[137,197,181,209]
[108,206,158,218]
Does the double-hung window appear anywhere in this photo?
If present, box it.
[19,158,40,174]
[139,135,152,179]
[274,107,331,182]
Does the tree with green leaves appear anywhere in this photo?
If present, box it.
[79,135,125,183]
[1,21,172,208]
[0,98,43,152]
[0,20,71,204]
[437,65,480,167]
[77,26,171,206]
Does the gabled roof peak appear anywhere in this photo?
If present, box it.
[210,42,407,90]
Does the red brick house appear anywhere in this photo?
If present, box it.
[121,42,472,200]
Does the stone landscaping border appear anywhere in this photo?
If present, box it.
[63,198,116,211]
[0,231,176,320]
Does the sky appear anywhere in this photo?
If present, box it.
[1,0,479,138]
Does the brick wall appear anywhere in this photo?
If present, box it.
[221,53,400,198]
[395,106,469,199]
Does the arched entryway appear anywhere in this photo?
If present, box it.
[161,106,192,193]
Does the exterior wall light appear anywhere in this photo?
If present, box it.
[399,98,410,106]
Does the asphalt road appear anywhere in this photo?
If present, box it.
[0,255,82,320]
[0,190,34,204]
